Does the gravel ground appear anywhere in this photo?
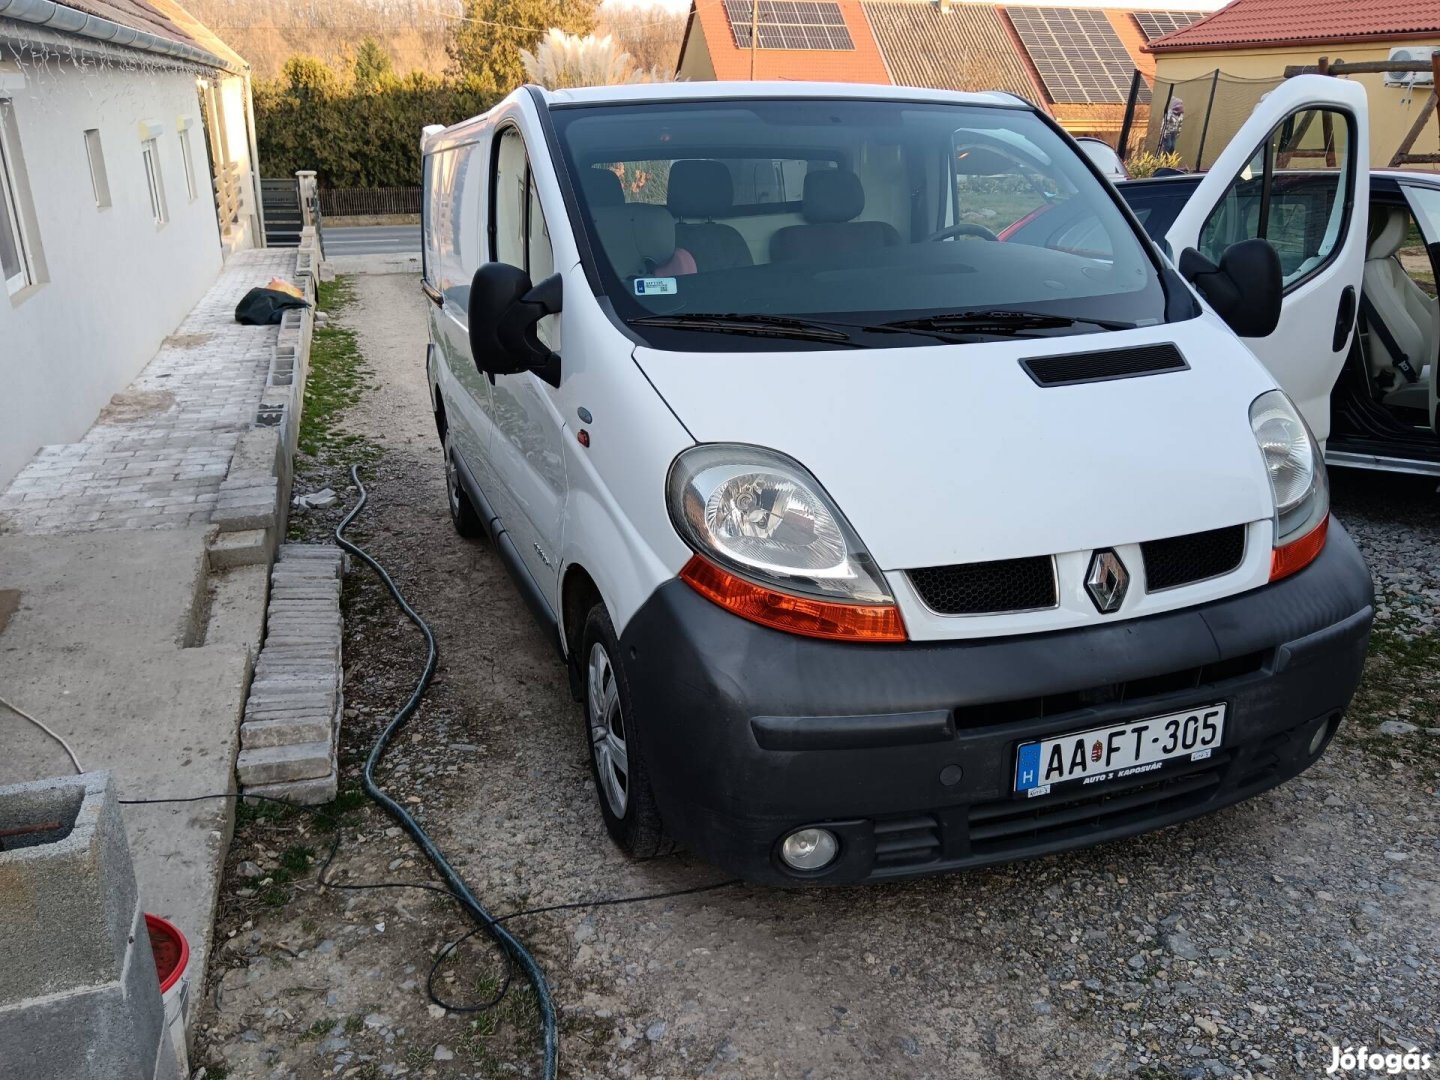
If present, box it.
[195,272,1439,1080]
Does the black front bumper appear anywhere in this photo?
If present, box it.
[618,522,1374,886]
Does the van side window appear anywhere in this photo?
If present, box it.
[494,127,528,268]
[494,126,555,282]
[528,170,553,281]
[1198,108,1352,290]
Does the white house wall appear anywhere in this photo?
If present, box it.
[0,61,224,487]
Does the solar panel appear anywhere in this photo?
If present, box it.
[1133,10,1206,41]
[1006,7,1143,105]
[722,0,856,50]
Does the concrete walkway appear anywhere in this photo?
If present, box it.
[0,245,315,1022]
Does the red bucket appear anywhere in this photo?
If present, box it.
[145,914,191,1071]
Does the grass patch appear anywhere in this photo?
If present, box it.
[298,1018,332,1042]
[301,276,382,465]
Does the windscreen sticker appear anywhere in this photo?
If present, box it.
[634,277,677,296]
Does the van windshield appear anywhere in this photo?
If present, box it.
[551,98,1172,348]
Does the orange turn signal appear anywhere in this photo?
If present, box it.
[679,555,907,642]
[1270,513,1328,582]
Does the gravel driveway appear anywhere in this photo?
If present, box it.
[196,271,1439,1080]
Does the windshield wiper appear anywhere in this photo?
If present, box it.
[628,312,857,345]
[879,310,1137,335]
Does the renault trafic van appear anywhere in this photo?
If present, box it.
[421,78,1374,885]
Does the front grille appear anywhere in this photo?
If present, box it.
[1141,525,1246,590]
[952,650,1268,729]
[1021,343,1188,386]
[872,814,941,869]
[966,752,1228,856]
[908,556,1056,615]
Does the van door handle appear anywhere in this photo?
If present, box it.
[1332,285,1356,353]
[422,281,444,308]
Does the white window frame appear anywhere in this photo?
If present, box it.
[141,135,168,226]
[84,128,111,208]
[177,117,196,202]
[0,100,32,296]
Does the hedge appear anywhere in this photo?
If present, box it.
[254,68,498,189]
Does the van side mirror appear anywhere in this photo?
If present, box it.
[1177,239,1282,339]
[467,263,563,385]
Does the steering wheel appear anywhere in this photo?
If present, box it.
[928,222,999,242]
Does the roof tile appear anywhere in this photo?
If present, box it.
[1147,0,1440,52]
[863,1,1042,100]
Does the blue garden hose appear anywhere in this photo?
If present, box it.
[335,464,559,1079]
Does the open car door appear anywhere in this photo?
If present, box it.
[1165,75,1369,442]
[1398,180,1440,433]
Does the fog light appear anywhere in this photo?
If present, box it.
[1308,719,1329,756]
[780,827,838,871]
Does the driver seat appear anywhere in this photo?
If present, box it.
[1362,205,1437,413]
[770,170,901,262]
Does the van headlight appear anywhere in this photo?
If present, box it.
[667,444,905,640]
[1249,390,1328,579]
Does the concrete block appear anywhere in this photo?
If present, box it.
[208,528,272,570]
[241,714,333,749]
[228,428,282,479]
[0,773,180,1080]
[0,772,136,1002]
[210,501,276,533]
[236,741,334,785]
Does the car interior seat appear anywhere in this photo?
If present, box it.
[667,160,754,271]
[1362,204,1437,415]
[590,202,695,280]
[769,169,901,263]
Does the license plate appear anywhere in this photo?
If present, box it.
[1013,704,1226,798]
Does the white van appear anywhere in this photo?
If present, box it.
[421,78,1375,885]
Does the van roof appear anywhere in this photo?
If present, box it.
[423,81,1031,153]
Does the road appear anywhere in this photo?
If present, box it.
[321,224,419,255]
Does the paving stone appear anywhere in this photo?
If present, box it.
[241,715,334,749]
[242,769,337,806]
[236,741,334,785]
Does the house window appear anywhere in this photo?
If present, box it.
[0,103,32,295]
[141,137,168,226]
[84,128,111,208]
[178,123,196,202]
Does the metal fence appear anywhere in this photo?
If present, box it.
[318,187,422,217]
[1142,70,1286,171]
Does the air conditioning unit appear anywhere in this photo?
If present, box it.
[1385,47,1438,88]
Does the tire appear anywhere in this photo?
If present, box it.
[580,604,673,858]
[443,429,485,539]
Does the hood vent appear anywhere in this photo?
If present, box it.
[1021,342,1188,387]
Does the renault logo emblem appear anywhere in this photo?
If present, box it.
[1085,548,1129,614]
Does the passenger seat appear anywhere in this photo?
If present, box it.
[667,160,753,271]
[1363,205,1437,412]
[770,169,901,263]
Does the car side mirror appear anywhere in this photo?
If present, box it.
[1177,239,1282,339]
[466,263,563,385]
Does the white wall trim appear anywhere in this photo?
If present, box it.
[137,118,164,141]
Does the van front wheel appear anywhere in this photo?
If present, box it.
[581,605,672,859]
[443,431,484,539]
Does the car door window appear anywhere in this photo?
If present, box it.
[494,127,528,268]
[1198,108,1352,290]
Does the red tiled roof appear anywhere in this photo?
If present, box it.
[686,0,892,83]
[1146,0,1440,52]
